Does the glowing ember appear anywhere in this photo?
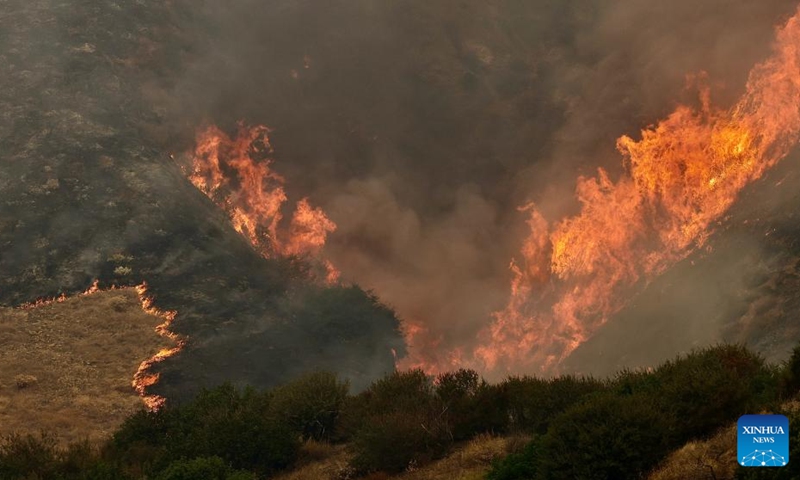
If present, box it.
[187,122,337,274]
[475,7,800,374]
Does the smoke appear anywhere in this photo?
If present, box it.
[150,0,799,373]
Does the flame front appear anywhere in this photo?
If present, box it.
[188,123,337,267]
[477,8,800,374]
[132,282,182,411]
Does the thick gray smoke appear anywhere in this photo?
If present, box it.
[143,0,800,372]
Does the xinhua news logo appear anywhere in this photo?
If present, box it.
[738,414,789,467]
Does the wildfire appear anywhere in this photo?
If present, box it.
[18,280,182,410]
[476,7,800,374]
[19,280,101,309]
[187,123,337,273]
[132,282,182,411]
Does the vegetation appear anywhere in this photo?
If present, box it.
[0,343,795,479]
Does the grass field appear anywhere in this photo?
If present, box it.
[0,289,174,445]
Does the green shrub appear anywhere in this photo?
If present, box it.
[338,369,437,439]
[779,343,800,398]
[346,369,452,473]
[617,345,779,441]
[0,432,61,479]
[106,407,179,474]
[155,456,255,480]
[109,384,298,476]
[486,439,540,480]
[74,461,133,480]
[503,375,604,434]
[436,369,508,440]
[536,393,673,480]
[349,410,450,473]
[268,371,349,441]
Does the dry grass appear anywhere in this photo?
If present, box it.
[400,434,523,480]
[648,425,738,480]
[650,401,800,480]
[273,440,353,480]
[0,289,173,445]
[273,434,528,480]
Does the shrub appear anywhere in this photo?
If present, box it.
[14,374,38,389]
[105,407,177,474]
[0,432,60,479]
[536,393,673,480]
[170,384,298,473]
[155,456,255,480]
[75,462,133,480]
[339,369,438,438]
[503,375,604,434]
[649,424,738,480]
[109,384,299,476]
[58,440,104,478]
[436,369,508,440]
[779,343,800,398]
[486,438,540,480]
[346,369,452,473]
[268,371,349,441]
[349,410,450,473]
[622,345,779,441]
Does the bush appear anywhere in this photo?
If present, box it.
[268,371,349,441]
[0,432,60,479]
[350,410,450,473]
[503,375,604,434]
[339,369,437,438]
[615,345,779,441]
[105,407,179,474]
[779,343,800,398]
[649,424,738,480]
[536,393,673,480]
[435,369,508,440]
[155,456,255,480]
[486,439,540,480]
[346,369,452,473]
[109,384,298,476]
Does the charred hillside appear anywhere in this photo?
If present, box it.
[0,0,404,400]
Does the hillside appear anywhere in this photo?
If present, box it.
[0,0,404,401]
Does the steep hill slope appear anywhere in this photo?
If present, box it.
[0,0,404,401]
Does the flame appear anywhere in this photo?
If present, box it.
[476,8,800,374]
[132,282,182,411]
[19,280,103,309]
[188,123,338,276]
[18,280,182,410]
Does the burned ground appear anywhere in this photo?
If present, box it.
[0,0,404,401]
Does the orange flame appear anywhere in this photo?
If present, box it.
[477,8,800,374]
[132,282,182,411]
[188,123,338,276]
